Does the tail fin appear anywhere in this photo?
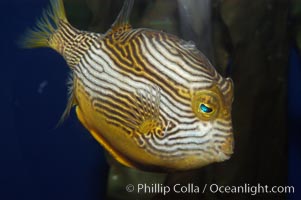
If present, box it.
[20,0,67,48]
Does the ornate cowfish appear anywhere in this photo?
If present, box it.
[22,0,234,171]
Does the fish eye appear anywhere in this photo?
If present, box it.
[192,90,221,121]
[199,104,213,113]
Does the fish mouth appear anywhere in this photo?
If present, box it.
[220,134,234,158]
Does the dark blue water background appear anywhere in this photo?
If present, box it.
[1,1,108,199]
[0,0,300,199]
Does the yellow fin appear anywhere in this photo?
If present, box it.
[75,106,134,168]
[106,0,134,35]
[19,0,67,48]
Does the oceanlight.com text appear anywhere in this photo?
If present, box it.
[125,183,295,196]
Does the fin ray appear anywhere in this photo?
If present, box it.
[106,0,134,35]
[56,74,77,127]
[112,0,134,28]
[128,84,163,136]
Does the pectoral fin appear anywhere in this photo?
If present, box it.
[129,85,163,136]
[57,75,77,126]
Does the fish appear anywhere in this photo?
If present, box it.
[21,0,234,172]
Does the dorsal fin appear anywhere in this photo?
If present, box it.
[106,0,134,35]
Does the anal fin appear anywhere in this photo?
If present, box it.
[75,106,134,168]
